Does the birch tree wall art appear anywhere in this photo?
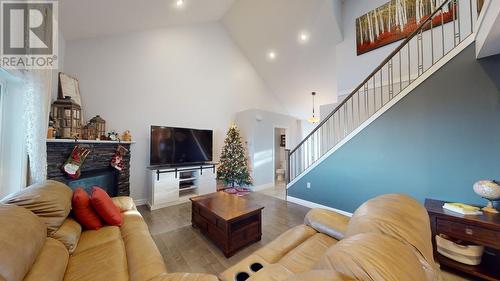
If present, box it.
[355,0,456,55]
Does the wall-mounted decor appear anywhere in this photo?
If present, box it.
[59,72,82,105]
[356,0,456,55]
[280,134,286,147]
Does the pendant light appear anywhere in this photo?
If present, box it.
[307,92,320,123]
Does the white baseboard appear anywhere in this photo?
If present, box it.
[286,196,353,217]
[251,183,274,191]
[134,199,147,206]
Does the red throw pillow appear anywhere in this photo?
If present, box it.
[90,187,122,226]
[72,188,103,230]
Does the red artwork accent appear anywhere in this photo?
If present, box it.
[356,1,456,56]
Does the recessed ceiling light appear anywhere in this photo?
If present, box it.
[298,31,310,43]
[176,0,184,8]
[267,51,277,61]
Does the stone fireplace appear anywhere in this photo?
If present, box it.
[47,140,133,196]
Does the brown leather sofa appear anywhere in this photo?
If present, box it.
[0,180,217,281]
[218,193,442,281]
[0,180,440,281]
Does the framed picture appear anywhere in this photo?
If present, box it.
[355,0,456,55]
[280,134,286,147]
[58,72,82,106]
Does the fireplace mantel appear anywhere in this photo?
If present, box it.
[46,140,134,196]
[47,139,136,144]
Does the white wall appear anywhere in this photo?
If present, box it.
[223,0,342,119]
[274,128,286,172]
[52,27,66,101]
[236,109,300,188]
[64,23,286,201]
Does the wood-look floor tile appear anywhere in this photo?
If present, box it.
[138,190,473,280]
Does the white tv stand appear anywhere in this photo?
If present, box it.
[147,164,217,210]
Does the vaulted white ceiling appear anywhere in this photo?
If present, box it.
[60,0,236,40]
[60,0,343,119]
[222,0,343,119]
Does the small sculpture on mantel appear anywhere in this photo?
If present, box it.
[122,130,132,142]
[89,115,106,140]
[81,123,97,140]
[108,131,119,141]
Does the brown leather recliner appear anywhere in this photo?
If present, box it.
[219,194,442,281]
[0,180,217,281]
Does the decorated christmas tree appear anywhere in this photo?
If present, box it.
[217,124,252,187]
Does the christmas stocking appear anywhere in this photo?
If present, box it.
[110,145,128,171]
[63,145,90,179]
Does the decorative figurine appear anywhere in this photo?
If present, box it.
[473,180,500,213]
[47,116,56,139]
[122,130,132,142]
[89,115,106,140]
[108,131,119,141]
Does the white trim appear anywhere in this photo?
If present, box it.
[288,36,475,188]
[272,126,288,185]
[287,196,353,217]
[0,80,4,190]
[251,182,274,191]
[475,0,500,58]
[134,199,147,206]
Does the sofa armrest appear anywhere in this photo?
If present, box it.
[304,208,350,240]
[284,270,355,281]
[112,196,136,212]
[149,273,219,281]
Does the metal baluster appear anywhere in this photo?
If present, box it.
[380,68,383,108]
[364,82,370,119]
[441,7,445,57]
[336,111,340,144]
[389,58,394,100]
[431,11,434,64]
[342,104,347,137]
[311,133,314,164]
[408,42,411,84]
[457,0,461,43]
[357,91,361,126]
[334,114,337,146]
[372,76,376,116]
[469,0,473,33]
[453,0,457,46]
[399,51,402,92]
[417,30,423,76]
[351,96,356,129]
[420,29,424,75]
[417,31,420,76]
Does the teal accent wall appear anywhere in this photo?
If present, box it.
[288,45,500,213]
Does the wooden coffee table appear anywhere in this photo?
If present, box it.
[190,191,264,257]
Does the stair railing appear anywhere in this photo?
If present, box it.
[287,0,478,184]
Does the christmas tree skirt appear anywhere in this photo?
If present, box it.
[223,187,251,196]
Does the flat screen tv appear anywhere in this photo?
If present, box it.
[150,126,213,166]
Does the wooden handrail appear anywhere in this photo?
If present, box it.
[290,0,454,155]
